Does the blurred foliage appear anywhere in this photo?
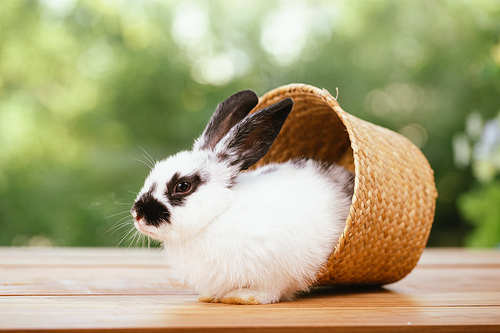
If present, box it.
[459,181,500,247]
[0,0,499,247]
[454,112,500,247]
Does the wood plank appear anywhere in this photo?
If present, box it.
[2,271,500,306]
[391,267,500,292]
[0,267,186,296]
[2,265,500,295]
[417,248,500,266]
[0,247,165,267]
[0,296,499,332]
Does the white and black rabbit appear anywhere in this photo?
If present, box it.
[131,90,354,304]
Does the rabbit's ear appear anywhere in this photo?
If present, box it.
[195,90,259,150]
[216,98,294,171]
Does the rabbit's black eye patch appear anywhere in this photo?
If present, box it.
[166,172,207,206]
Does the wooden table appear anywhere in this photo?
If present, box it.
[1,247,499,332]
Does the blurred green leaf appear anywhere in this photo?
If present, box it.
[459,181,500,247]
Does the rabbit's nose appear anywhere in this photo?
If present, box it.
[130,207,142,221]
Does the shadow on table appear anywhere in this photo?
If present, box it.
[307,285,391,296]
[291,284,419,307]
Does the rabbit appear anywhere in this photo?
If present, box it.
[131,90,354,305]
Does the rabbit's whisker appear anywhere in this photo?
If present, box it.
[133,158,154,170]
[105,211,130,219]
[105,218,133,236]
[139,146,156,168]
[116,226,137,247]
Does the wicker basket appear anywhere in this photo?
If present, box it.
[250,84,438,286]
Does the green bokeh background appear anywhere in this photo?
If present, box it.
[1,0,500,247]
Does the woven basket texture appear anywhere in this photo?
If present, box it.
[250,84,438,286]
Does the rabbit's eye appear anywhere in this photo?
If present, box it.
[166,173,205,205]
[175,181,192,193]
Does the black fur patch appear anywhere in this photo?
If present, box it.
[165,172,207,207]
[199,90,259,150]
[224,98,294,171]
[133,183,171,227]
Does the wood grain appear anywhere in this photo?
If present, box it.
[1,247,499,333]
[0,247,165,266]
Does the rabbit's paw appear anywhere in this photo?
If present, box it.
[198,294,220,303]
[221,289,278,305]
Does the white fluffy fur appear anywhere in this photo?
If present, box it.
[135,153,353,304]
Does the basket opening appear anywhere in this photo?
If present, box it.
[252,93,354,172]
